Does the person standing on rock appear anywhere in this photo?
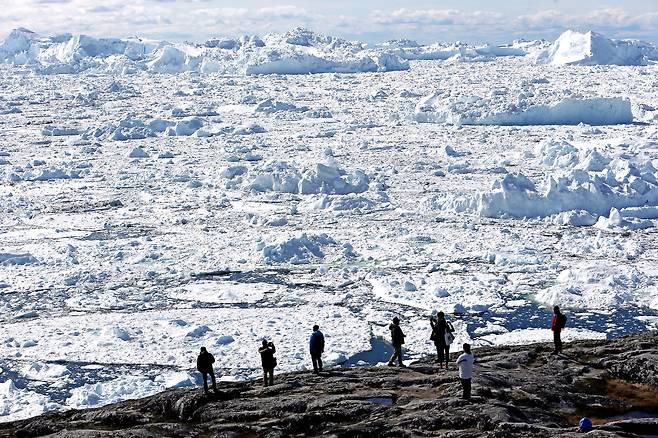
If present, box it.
[259,339,277,387]
[196,346,218,394]
[456,343,474,399]
[430,311,455,369]
[387,317,406,367]
[309,325,325,374]
[551,306,567,355]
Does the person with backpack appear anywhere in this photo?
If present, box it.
[196,346,218,394]
[430,311,455,369]
[259,339,277,387]
[456,343,475,399]
[309,325,325,374]
[551,305,567,355]
[387,317,406,367]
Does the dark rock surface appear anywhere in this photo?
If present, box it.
[2,332,658,437]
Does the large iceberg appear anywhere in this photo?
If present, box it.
[534,30,658,66]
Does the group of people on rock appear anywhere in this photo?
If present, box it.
[196,306,568,400]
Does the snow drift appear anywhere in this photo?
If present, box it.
[534,30,658,66]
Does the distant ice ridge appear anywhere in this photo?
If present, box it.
[0,27,408,75]
[375,39,534,63]
[424,139,658,224]
[415,94,633,126]
[534,30,658,66]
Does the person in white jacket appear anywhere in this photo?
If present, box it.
[456,343,475,399]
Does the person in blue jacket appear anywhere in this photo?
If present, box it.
[310,324,325,374]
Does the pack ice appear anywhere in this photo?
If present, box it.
[0,25,657,423]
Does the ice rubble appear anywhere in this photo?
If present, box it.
[303,191,391,214]
[0,380,60,422]
[377,39,530,62]
[0,306,370,378]
[0,28,409,75]
[66,373,194,409]
[415,94,633,126]
[534,30,658,66]
[425,139,658,223]
[479,327,606,346]
[536,261,651,310]
[248,161,369,195]
[258,233,344,264]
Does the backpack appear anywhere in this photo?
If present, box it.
[559,314,567,329]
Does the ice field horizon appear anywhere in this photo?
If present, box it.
[1,25,658,422]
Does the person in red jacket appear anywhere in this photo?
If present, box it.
[551,306,567,354]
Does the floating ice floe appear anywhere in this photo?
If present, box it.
[534,30,658,66]
[535,261,651,310]
[478,327,607,346]
[168,281,274,304]
[0,380,61,422]
[258,233,339,264]
[303,191,391,214]
[253,99,309,114]
[65,372,196,409]
[128,147,149,159]
[0,252,39,266]
[0,306,370,379]
[41,126,80,136]
[415,94,633,126]
[425,140,658,223]
[82,118,156,141]
[367,270,505,313]
[248,161,369,195]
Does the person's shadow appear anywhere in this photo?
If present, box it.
[342,337,395,367]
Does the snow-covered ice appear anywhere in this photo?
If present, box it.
[1,26,658,422]
[534,30,658,66]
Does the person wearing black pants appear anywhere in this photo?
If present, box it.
[309,325,325,374]
[551,306,567,354]
[196,347,218,394]
[456,343,475,399]
[430,312,454,369]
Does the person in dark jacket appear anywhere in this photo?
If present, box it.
[309,325,325,374]
[387,317,406,367]
[259,339,276,386]
[196,346,218,394]
[430,311,455,369]
[551,306,567,354]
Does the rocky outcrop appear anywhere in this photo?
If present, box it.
[2,332,658,437]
